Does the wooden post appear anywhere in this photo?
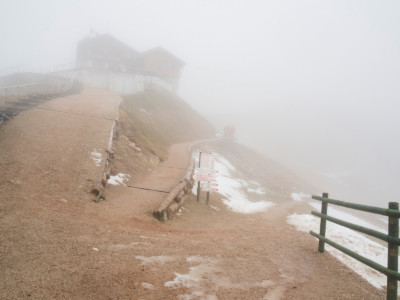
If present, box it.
[318,192,329,253]
[387,202,399,300]
[206,190,210,204]
[197,152,201,202]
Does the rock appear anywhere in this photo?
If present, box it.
[58,198,67,203]
[8,179,21,185]
[149,155,160,165]
[141,282,154,290]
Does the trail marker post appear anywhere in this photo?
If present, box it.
[196,152,216,204]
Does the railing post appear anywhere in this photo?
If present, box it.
[318,192,329,253]
[197,152,201,202]
[387,202,399,300]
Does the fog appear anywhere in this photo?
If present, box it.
[1,0,399,206]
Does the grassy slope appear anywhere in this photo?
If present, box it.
[120,90,215,161]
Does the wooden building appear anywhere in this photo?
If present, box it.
[75,33,185,92]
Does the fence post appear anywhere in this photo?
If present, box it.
[387,202,399,300]
[197,152,201,202]
[318,192,329,253]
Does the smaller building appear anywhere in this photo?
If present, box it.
[136,47,185,90]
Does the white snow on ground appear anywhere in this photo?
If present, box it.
[239,179,267,195]
[176,207,190,216]
[90,150,102,166]
[247,187,267,195]
[108,173,130,185]
[135,255,175,265]
[141,282,155,290]
[287,201,394,289]
[164,255,277,299]
[309,201,386,232]
[108,241,149,251]
[210,205,220,211]
[291,192,310,201]
[192,151,274,214]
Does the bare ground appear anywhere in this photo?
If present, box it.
[0,88,385,299]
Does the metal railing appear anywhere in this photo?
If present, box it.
[310,193,399,300]
[0,79,82,126]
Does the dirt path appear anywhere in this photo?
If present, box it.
[0,89,385,299]
[102,141,195,220]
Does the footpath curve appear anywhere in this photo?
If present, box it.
[102,139,215,222]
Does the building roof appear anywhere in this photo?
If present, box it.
[78,33,139,56]
[138,47,185,67]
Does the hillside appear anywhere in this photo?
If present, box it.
[211,140,315,201]
[120,91,215,161]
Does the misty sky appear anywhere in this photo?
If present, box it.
[1,0,400,205]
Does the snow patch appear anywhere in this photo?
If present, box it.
[91,150,102,166]
[165,255,277,298]
[164,256,218,291]
[248,187,267,195]
[108,173,130,185]
[287,212,392,289]
[309,202,385,232]
[210,205,220,211]
[136,255,175,265]
[176,206,189,216]
[177,291,218,300]
[240,180,267,195]
[108,242,149,251]
[141,282,155,290]
[165,271,202,289]
[191,151,274,214]
[291,192,309,202]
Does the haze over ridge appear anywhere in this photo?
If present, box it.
[1,0,399,206]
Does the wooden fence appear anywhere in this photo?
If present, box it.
[310,193,400,300]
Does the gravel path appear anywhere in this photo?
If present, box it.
[0,88,385,299]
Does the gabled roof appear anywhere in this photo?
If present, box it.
[79,33,139,56]
[138,47,185,67]
[77,34,185,68]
